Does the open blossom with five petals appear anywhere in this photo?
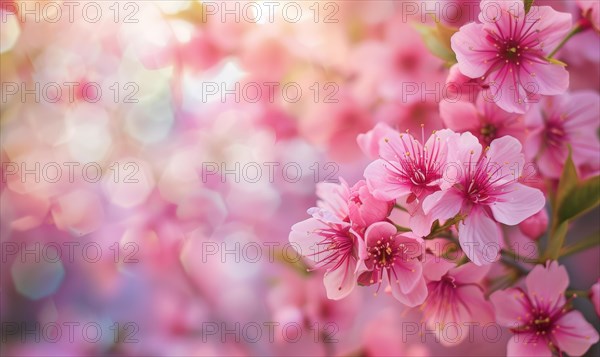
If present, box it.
[422,133,545,265]
[524,91,600,178]
[357,222,427,307]
[364,128,457,237]
[451,0,572,113]
[421,258,494,345]
[490,261,599,356]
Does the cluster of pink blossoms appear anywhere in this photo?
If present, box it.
[291,125,545,297]
[291,0,599,355]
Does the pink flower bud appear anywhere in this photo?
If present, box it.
[590,280,600,317]
[518,209,549,240]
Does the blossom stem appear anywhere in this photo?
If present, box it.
[425,214,466,240]
[500,248,539,264]
[559,231,600,258]
[547,24,586,59]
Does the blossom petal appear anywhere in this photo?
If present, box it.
[316,178,351,219]
[524,261,568,308]
[479,0,524,24]
[491,183,546,226]
[528,61,570,97]
[409,205,435,237]
[390,275,427,307]
[446,131,482,177]
[534,6,573,51]
[458,207,502,265]
[289,218,328,261]
[323,257,357,300]
[422,189,463,220]
[357,122,397,160]
[553,310,600,356]
[489,288,531,327]
[393,254,424,294]
[486,135,525,177]
[423,256,455,281]
[365,159,412,201]
[451,22,493,79]
[506,332,553,357]
[439,100,479,133]
[364,221,398,248]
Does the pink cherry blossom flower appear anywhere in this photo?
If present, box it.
[421,258,494,345]
[289,178,391,300]
[524,91,600,178]
[289,209,360,300]
[440,94,525,146]
[451,0,572,113]
[490,261,599,356]
[590,279,600,317]
[422,133,545,265]
[357,222,427,307]
[364,128,457,237]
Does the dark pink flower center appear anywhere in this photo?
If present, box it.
[308,226,355,283]
[545,120,567,148]
[459,150,513,205]
[383,129,444,190]
[367,235,404,271]
[510,290,569,342]
[480,123,498,145]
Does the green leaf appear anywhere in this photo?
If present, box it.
[555,148,578,212]
[545,220,569,260]
[558,175,600,222]
[524,0,535,13]
[544,147,600,260]
[414,22,458,66]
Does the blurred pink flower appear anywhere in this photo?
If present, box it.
[364,128,456,236]
[525,91,600,178]
[421,258,494,345]
[440,94,525,146]
[301,90,374,161]
[451,0,572,113]
[578,0,600,32]
[490,261,599,356]
[358,222,427,306]
[422,133,545,265]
